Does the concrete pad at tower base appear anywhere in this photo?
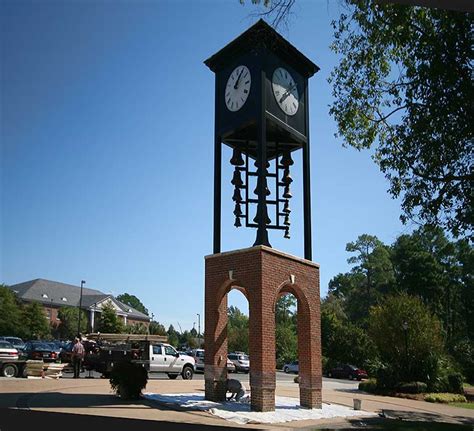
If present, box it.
[144,393,375,425]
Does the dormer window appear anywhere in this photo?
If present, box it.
[42,293,48,299]
[61,297,67,302]
[128,308,132,312]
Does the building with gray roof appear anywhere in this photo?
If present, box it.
[7,279,150,332]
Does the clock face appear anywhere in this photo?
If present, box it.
[272,67,299,116]
[225,65,251,112]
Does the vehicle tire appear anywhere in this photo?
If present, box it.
[2,363,18,378]
[167,373,178,380]
[245,370,249,374]
[21,366,28,378]
[284,367,289,373]
[181,365,194,380]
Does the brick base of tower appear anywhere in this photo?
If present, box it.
[204,245,322,411]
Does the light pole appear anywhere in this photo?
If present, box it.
[197,313,201,347]
[77,280,86,337]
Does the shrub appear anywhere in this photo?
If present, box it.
[424,393,467,404]
[110,361,148,399]
[397,382,428,394]
[359,379,377,394]
[448,373,464,394]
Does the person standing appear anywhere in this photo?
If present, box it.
[72,337,85,378]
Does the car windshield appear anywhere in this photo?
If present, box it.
[0,341,14,348]
[195,351,204,358]
[32,343,51,350]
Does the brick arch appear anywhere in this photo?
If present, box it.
[205,246,321,411]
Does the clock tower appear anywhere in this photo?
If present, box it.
[205,19,319,258]
[203,20,322,412]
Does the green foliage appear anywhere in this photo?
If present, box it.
[451,339,474,383]
[110,361,148,399]
[22,301,50,339]
[369,293,444,386]
[397,382,428,394]
[128,323,147,334]
[329,1,473,238]
[149,321,167,336]
[0,285,24,337]
[275,323,297,369]
[424,393,467,404]
[167,325,179,347]
[116,293,149,316]
[227,306,249,353]
[329,234,395,324]
[97,303,125,334]
[57,306,88,339]
[359,379,378,394]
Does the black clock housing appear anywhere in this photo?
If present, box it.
[205,20,318,160]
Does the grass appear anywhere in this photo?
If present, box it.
[450,401,474,410]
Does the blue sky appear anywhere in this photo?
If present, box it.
[1,0,413,330]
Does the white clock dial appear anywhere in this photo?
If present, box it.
[272,67,299,116]
[225,65,251,112]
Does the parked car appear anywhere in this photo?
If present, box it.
[327,364,368,381]
[0,341,19,361]
[189,349,205,372]
[283,360,299,374]
[23,341,58,362]
[0,337,25,352]
[59,340,98,363]
[228,352,250,373]
[189,349,236,373]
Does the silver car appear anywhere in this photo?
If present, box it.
[0,341,19,361]
[283,360,299,374]
[228,352,250,373]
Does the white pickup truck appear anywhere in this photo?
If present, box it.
[86,334,195,380]
[148,343,195,379]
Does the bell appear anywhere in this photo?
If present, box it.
[283,185,292,199]
[231,169,243,188]
[230,148,244,166]
[281,168,293,185]
[254,177,271,196]
[283,214,291,226]
[253,204,271,225]
[284,227,290,239]
[281,152,294,167]
[233,203,242,217]
[234,217,242,228]
[283,200,291,214]
[232,188,242,202]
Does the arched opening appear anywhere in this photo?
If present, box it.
[275,292,298,373]
[227,288,250,377]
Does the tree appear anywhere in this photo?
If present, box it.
[116,293,149,316]
[97,303,125,334]
[149,320,167,336]
[369,293,444,386]
[0,285,24,337]
[22,301,50,339]
[57,306,88,339]
[329,2,473,238]
[167,325,179,347]
[227,306,249,353]
[275,294,298,368]
[329,234,395,323]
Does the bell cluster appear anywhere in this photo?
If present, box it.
[229,147,293,239]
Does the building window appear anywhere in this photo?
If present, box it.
[42,293,48,299]
[61,297,67,302]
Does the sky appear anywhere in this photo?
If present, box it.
[1,0,414,331]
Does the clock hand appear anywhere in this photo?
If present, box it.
[234,68,244,90]
[279,83,297,104]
